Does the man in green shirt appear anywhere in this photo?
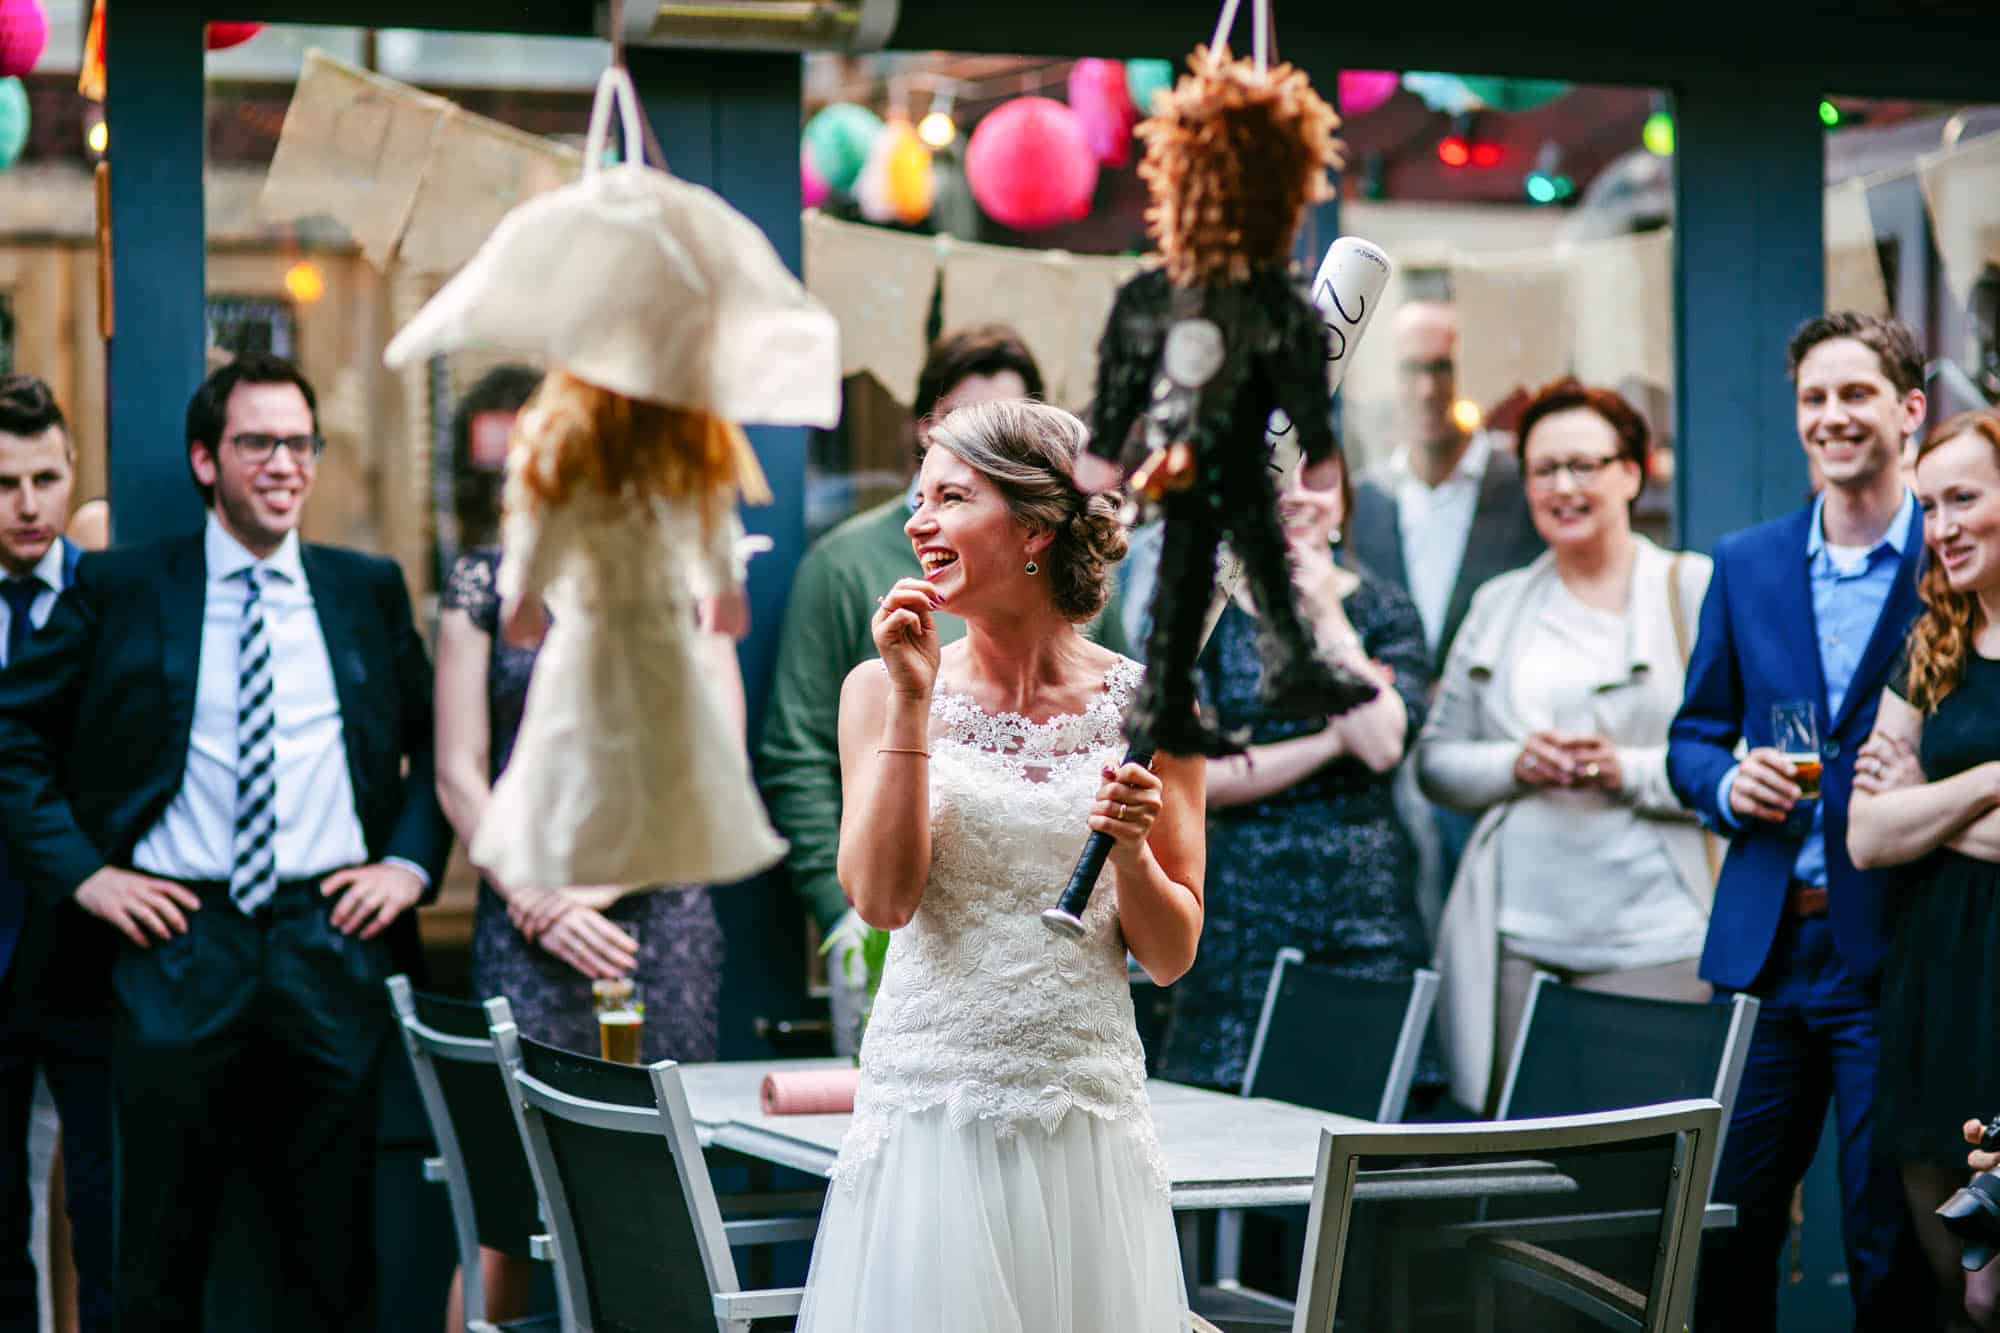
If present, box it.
[759,325,1045,1052]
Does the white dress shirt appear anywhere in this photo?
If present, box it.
[0,540,67,667]
[1385,432,1491,654]
[131,516,373,882]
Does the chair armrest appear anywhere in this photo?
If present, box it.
[722,1218,820,1246]
[1466,1235,1646,1324]
[712,1287,806,1321]
[529,1234,554,1262]
[421,1156,447,1184]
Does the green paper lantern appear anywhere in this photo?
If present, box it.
[802,102,882,195]
[1456,76,1571,113]
[0,77,26,171]
[1124,58,1176,116]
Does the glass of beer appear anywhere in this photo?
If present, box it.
[592,977,645,1064]
[1772,700,1823,800]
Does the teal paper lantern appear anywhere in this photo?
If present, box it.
[1456,76,1572,112]
[1401,72,1481,116]
[0,78,26,171]
[802,102,883,195]
[1124,58,1176,116]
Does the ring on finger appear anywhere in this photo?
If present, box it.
[1113,802,1125,821]
[1584,762,1601,780]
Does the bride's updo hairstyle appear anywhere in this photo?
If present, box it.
[924,399,1129,623]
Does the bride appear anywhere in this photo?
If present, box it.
[795,399,1206,1332]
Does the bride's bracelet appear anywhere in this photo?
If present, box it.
[876,746,930,758]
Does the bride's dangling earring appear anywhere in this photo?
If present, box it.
[1025,560,1039,575]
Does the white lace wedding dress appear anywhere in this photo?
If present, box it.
[795,656,1190,1333]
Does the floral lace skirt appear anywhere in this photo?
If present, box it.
[795,1103,1190,1333]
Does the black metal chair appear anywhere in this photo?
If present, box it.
[1496,972,1758,1141]
[387,976,557,1333]
[1293,1100,1724,1333]
[1200,950,1441,1324]
[488,1002,816,1333]
[1244,948,1441,1122]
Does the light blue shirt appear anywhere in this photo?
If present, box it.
[1716,488,1914,887]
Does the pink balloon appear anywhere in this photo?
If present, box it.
[1338,70,1400,117]
[1066,58,1136,168]
[965,97,1098,232]
[801,146,830,208]
[0,0,48,79]
[205,21,265,51]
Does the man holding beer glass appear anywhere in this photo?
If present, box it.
[1668,313,1934,1332]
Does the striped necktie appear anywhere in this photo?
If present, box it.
[230,567,279,914]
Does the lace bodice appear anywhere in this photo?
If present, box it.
[836,656,1165,1193]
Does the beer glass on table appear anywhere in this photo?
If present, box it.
[1772,700,1823,801]
[591,920,645,1063]
[593,978,645,1063]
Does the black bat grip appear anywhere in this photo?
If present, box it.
[1041,745,1155,938]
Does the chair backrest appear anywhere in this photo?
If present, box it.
[1496,973,1757,1164]
[490,1001,741,1333]
[1294,1099,1724,1333]
[387,976,546,1327]
[1241,947,1440,1123]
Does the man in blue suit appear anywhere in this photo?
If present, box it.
[1669,313,1933,1331]
[0,373,108,1332]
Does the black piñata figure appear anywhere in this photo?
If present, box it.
[1077,46,1376,756]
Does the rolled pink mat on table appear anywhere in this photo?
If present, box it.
[760,1068,861,1115]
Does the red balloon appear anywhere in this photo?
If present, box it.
[204,21,264,51]
[0,0,48,79]
[1066,58,1136,168]
[964,97,1098,233]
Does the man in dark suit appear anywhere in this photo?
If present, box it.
[1346,303,1543,930]
[1669,313,1933,1332]
[1345,302,1544,675]
[0,374,109,1333]
[0,354,452,1333]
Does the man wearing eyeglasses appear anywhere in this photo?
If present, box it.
[1347,303,1545,935]
[0,352,451,1333]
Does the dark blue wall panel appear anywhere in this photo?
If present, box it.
[632,49,817,1058]
[1671,79,1825,551]
[104,6,209,542]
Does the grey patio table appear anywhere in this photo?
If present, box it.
[673,1058,1586,1285]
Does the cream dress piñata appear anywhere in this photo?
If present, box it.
[472,477,786,893]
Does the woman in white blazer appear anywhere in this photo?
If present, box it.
[1417,378,1716,1115]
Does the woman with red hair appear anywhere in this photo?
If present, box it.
[1421,377,1717,1114]
[1848,408,2000,1331]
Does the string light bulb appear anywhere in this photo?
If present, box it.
[1451,399,1483,433]
[919,89,957,149]
[918,109,955,149]
[284,261,325,305]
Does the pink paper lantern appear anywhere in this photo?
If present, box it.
[801,146,830,208]
[965,97,1098,233]
[1066,58,1136,168]
[204,22,265,51]
[0,0,48,79]
[1338,70,1400,117]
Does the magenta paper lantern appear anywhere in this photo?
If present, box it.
[965,97,1098,232]
[1066,58,1136,168]
[801,146,830,208]
[204,22,265,51]
[1339,70,1399,117]
[0,0,48,79]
